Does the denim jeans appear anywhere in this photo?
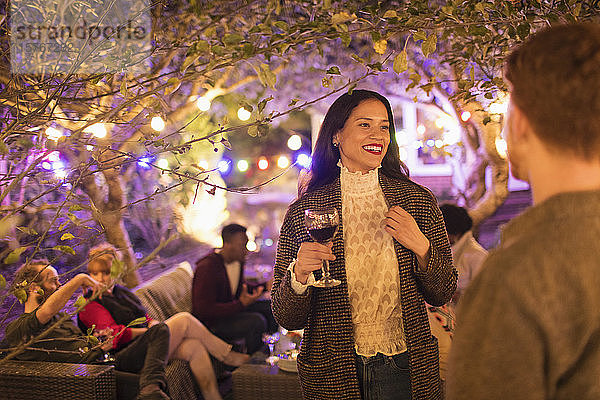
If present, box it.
[355,351,411,400]
[210,301,271,353]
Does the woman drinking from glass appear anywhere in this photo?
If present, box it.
[271,90,457,400]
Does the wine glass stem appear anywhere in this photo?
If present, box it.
[322,259,331,279]
[268,343,274,357]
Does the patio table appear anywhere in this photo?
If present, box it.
[232,363,302,400]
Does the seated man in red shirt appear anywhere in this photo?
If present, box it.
[192,224,277,354]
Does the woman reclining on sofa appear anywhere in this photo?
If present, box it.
[78,243,249,400]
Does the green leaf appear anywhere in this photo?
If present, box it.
[120,80,127,98]
[247,125,258,137]
[288,98,299,107]
[60,233,75,241]
[110,257,124,279]
[517,22,530,40]
[194,40,209,54]
[257,124,269,137]
[58,221,69,231]
[0,274,6,289]
[383,10,398,18]
[341,33,351,47]
[422,34,437,58]
[0,141,7,155]
[273,21,288,31]
[257,96,273,113]
[223,33,244,46]
[256,63,277,89]
[87,335,99,346]
[393,50,408,74]
[53,245,76,255]
[4,247,27,265]
[87,324,96,336]
[326,66,341,75]
[373,39,387,55]
[331,12,354,25]
[74,295,87,308]
[164,77,181,96]
[413,30,427,42]
[15,288,27,304]
[69,204,83,212]
[127,317,148,327]
[16,226,38,236]
[347,83,357,95]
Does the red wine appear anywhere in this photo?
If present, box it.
[308,225,338,243]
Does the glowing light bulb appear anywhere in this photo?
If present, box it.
[296,153,311,169]
[277,155,290,169]
[489,102,508,114]
[237,107,251,121]
[443,129,461,145]
[218,160,231,173]
[196,97,211,111]
[495,137,508,158]
[287,134,302,151]
[157,158,169,169]
[151,116,165,132]
[246,240,257,252]
[198,160,209,170]
[45,127,63,141]
[461,111,471,122]
[395,129,409,146]
[86,145,94,151]
[257,157,269,170]
[435,140,444,148]
[84,123,107,138]
[264,238,273,247]
[48,151,60,162]
[416,124,426,136]
[237,160,249,172]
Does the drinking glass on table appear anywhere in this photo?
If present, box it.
[304,208,341,288]
[262,331,281,366]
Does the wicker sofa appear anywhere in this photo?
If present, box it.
[0,261,223,400]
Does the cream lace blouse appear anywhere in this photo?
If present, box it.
[340,163,407,357]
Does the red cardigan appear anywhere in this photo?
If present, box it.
[192,251,245,326]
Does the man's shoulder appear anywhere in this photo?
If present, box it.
[194,252,225,275]
[5,311,42,344]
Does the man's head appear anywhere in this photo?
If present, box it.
[503,23,600,181]
[440,204,473,245]
[14,260,60,305]
[221,223,248,263]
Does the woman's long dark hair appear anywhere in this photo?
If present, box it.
[305,90,410,193]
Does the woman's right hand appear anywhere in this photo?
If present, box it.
[295,242,335,284]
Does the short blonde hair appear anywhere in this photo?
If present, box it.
[88,243,120,274]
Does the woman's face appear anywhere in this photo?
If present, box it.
[334,99,391,173]
[88,260,113,288]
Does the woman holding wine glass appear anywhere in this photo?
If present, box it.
[271,90,457,400]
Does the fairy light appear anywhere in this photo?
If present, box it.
[237,160,249,172]
[287,135,302,151]
[495,137,508,158]
[257,157,269,170]
[461,111,471,122]
[84,123,107,138]
[237,107,251,121]
[151,116,166,132]
[277,155,290,169]
[157,158,169,169]
[45,127,63,141]
[196,97,211,111]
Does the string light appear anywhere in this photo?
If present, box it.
[151,116,165,132]
[84,123,107,138]
[157,158,169,169]
[218,160,231,174]
[257,157,269,170]
[489,101,508,114]
[277,155,290,169]
[416,124,426,136]
[237,107,251,121]
[45,127,63,141]
[246,240,257,252]
[495,137,508,158]
[287,135,302,151]
[395,129,409,146]
[237,160,249,172]
[461,111,471,122]
[296,153,312,169]
[196,97,211,111]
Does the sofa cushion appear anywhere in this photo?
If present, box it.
[134,262,193,321]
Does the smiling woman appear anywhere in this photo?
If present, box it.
[271,90,457,400]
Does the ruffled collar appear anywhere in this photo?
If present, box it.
[338,160,380,194]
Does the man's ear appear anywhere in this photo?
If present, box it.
[510,104,534,144]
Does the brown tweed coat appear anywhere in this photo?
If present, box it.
[272,172,457,400]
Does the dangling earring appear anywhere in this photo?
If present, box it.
[332,141,339,147]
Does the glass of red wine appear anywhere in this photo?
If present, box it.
[304,208,341,288]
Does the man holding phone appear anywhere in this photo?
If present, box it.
[192,224,277,354]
